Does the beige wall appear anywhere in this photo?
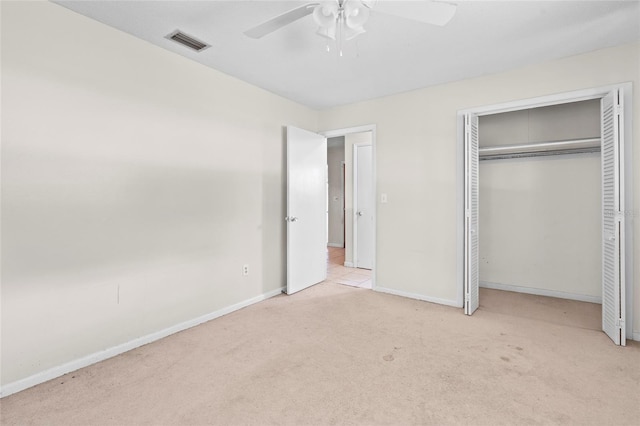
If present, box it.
[479,100,601,146]
[318,43,639,332]
[479,101,601,300]
[1,1,316,387]
[480,154,602,299]
[327,137,345,247]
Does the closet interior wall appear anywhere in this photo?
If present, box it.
[478,100,602,302]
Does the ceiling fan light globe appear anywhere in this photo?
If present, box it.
[345,1,370,29]
[345,11,369,29]
[313,3,338,28]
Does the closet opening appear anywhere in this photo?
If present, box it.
[457,84,634,346]
[478,100,602,330]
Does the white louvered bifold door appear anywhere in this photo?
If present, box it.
[601,89,626,346]
[464,114,480,315]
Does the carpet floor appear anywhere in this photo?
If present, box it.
[1,283,639,425]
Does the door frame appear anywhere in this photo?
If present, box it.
[353,141,374,269]
[456,83,634,340]
[342,160,346,247]
[321,125,377,289]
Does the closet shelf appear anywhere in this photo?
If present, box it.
[479,138,600,161]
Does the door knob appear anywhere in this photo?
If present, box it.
[288,216,298,222]
[356,211,363,217]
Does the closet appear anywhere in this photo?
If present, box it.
[462,86,630,346]
[478,100,601,304]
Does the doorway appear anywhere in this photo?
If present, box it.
[323,126,377,289]
[457,84,634,346]
[285,125,377,294]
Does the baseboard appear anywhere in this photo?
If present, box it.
[633,332,640,342]
[375,286,461,308]
[327,243,344,248]
[0,287,285,398]
[479,281,602,304]
[343,262,354,267]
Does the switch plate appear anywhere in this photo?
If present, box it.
[381,193,388,204]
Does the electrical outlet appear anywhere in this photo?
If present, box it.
[242,264,249,276]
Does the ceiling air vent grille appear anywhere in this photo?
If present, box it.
[166,30,210,52]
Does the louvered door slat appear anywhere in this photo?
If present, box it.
[464,114,479,315]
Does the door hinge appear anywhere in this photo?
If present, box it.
[616,318,625,329]
[465,293,470,303]
[615,104,623,116]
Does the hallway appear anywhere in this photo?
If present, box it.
[325,247,372,289]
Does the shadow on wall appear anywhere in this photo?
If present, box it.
[2,149,261,285]
[259,125,289,293]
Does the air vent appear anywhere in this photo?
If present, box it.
[166,30,210,52]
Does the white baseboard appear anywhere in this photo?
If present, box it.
[327,243,344,248]
[0,287,285,398]
[375,286,461,308]
[633,332,640,342]
[343,262,354,267]
[480,281,602,304]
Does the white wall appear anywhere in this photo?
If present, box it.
[480,154,602,300]
[327,137,345,247]
[479,101,602,301]
[318,43,639,333]
[480,100,601,146]
[1,1,316,388]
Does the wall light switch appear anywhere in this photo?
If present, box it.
[381,193,388,204]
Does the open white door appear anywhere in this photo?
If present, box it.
[286,126,327,295]
[464,114,479,315]
[601,90,626,346]
[354,143,373,269]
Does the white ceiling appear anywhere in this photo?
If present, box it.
[54,1,640,110]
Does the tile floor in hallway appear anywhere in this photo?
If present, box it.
[326,246,372,289]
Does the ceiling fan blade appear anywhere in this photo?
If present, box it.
[244,3,319,39]
[367,0,456,26]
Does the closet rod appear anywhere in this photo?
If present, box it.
[479,137,600,161]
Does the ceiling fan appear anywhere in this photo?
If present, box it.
[244,0,457,54]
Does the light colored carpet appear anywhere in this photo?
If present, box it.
[1,284,639,425]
